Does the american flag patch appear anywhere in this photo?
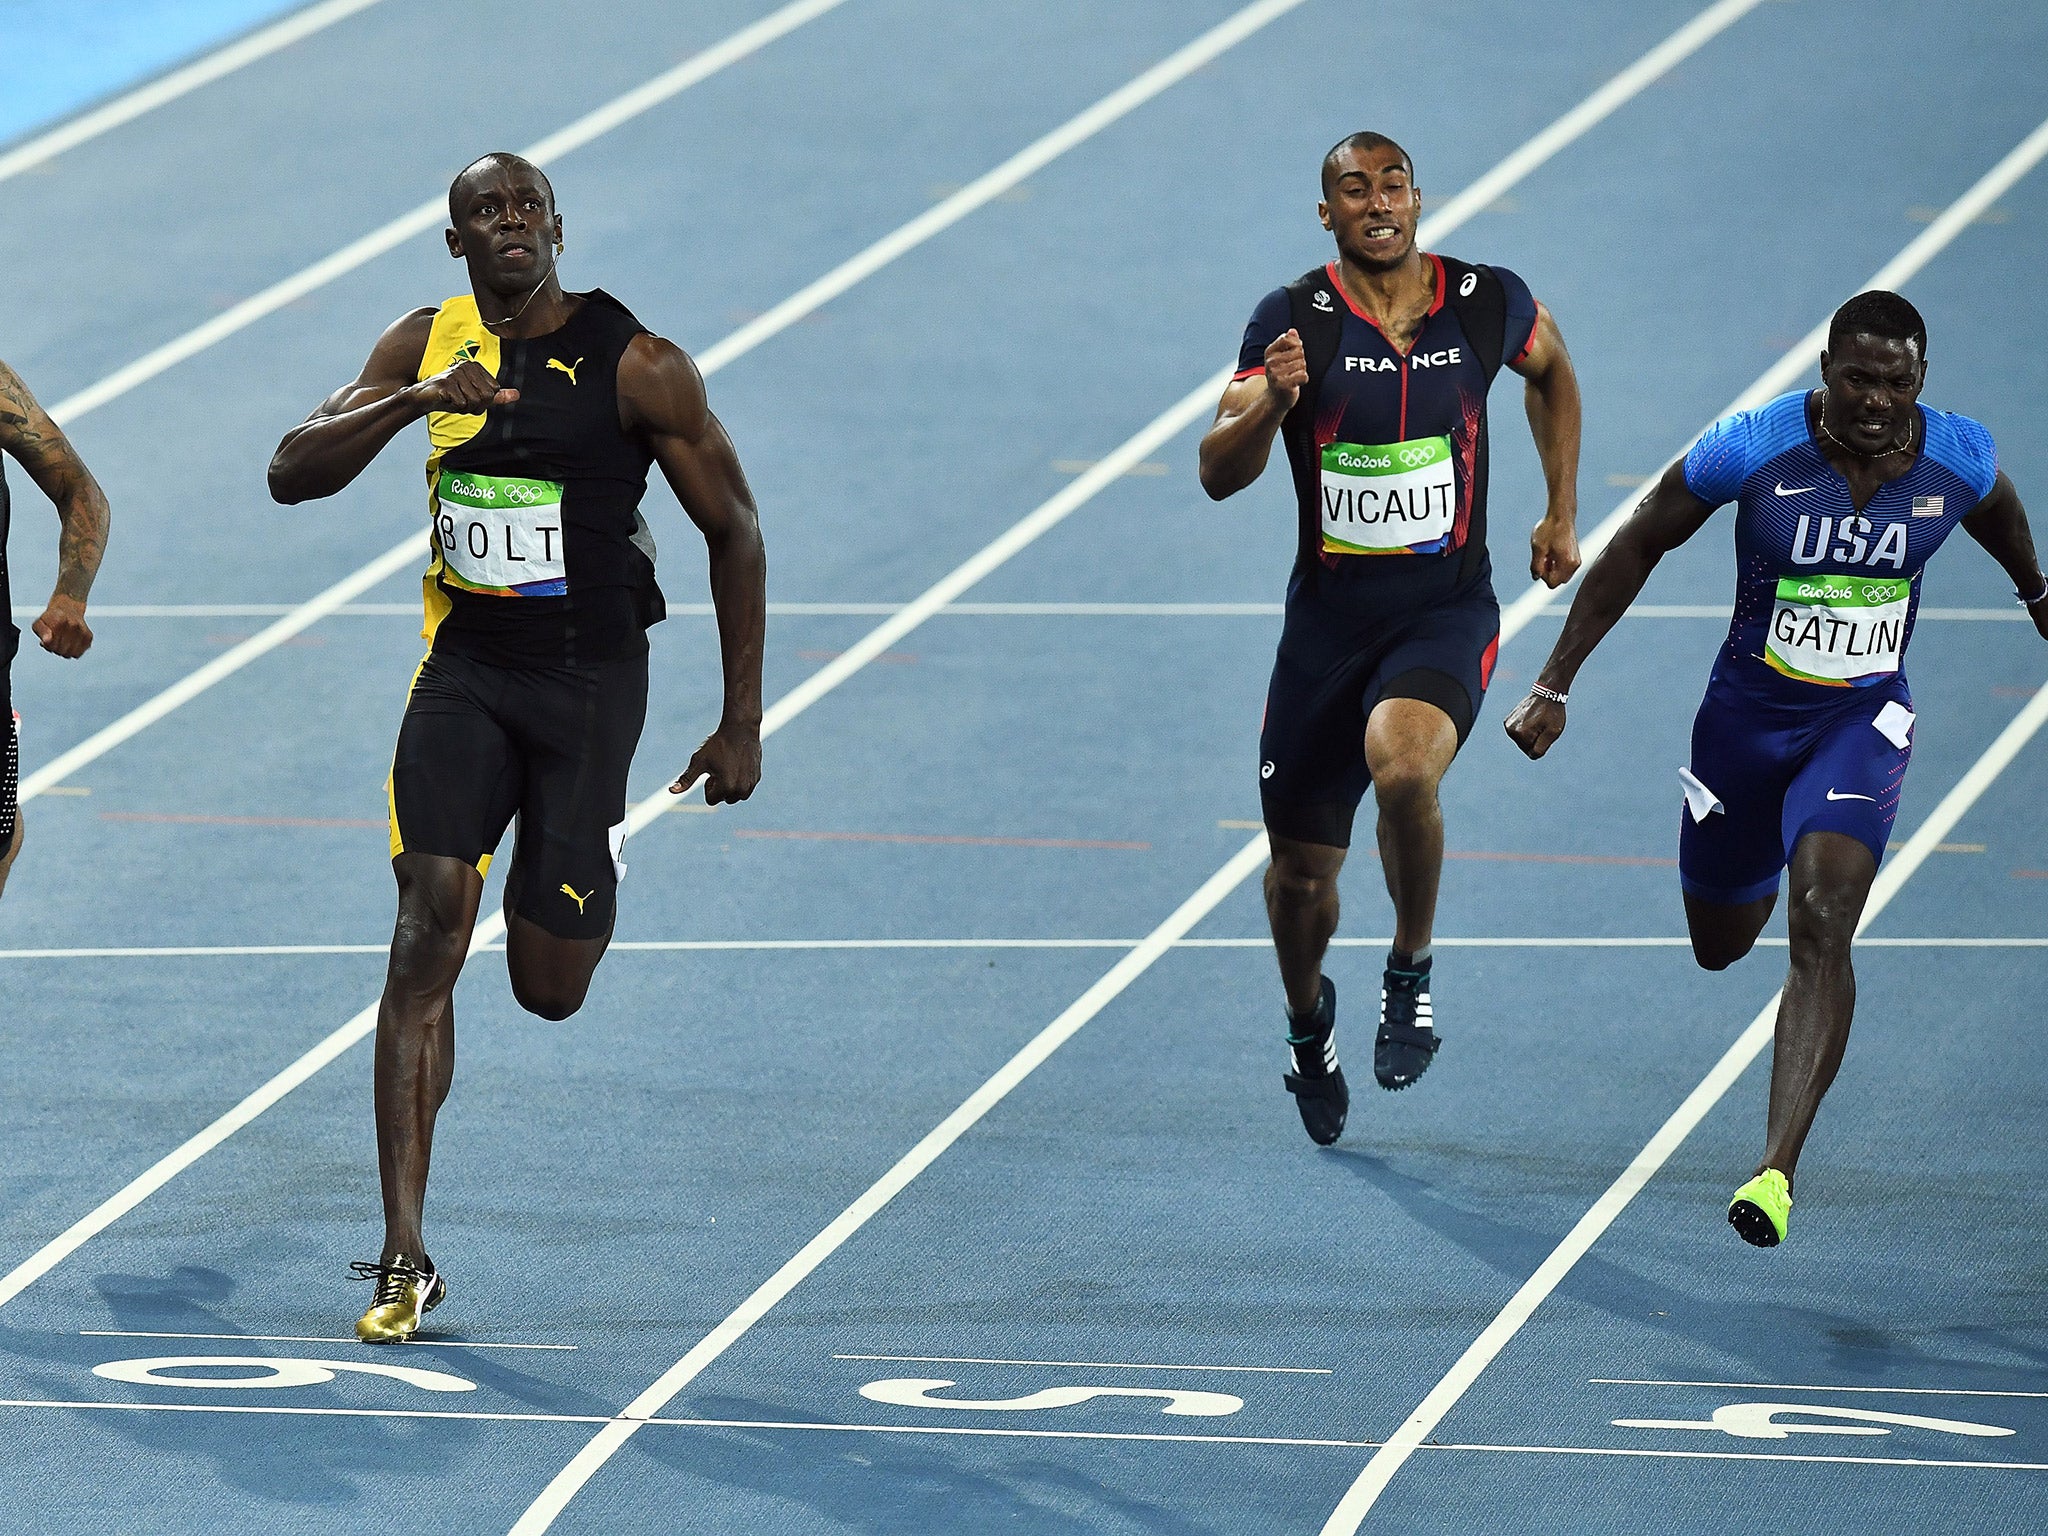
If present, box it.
[1912,495,1945,517]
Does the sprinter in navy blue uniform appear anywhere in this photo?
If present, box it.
[0,356,110,904]
[1507,292,2048,1246]
[1201,133,1583,1145]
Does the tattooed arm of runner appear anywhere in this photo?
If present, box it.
[0,358,110,658]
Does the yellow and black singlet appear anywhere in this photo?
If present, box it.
[418,288,665,668]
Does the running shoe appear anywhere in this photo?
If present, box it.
[351,1254,446,1343]
[1728,1169,1791,1248]
[1373,957,1439,1090]
[1282,976,1347,1146]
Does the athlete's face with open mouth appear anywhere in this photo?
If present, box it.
[446,167,564,296]
[1819,333,1926,454]
[1320,146,1420,272]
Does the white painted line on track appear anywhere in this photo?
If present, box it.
[8,935,2047,961]
[0,0,1317,1315]
[0,0,390,185]
[4,1397,2041,1470]
[831,1353,1332,1374]
[507,4,1784,1523]
[15,0,851,809]
[79,1329,573,1350]
[1318,110,2048,1534]
[1592,1378,2048,1400]
[18,0,1304,810]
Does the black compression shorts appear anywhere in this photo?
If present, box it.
[387,646,648,940]
[1258,585,1500,849]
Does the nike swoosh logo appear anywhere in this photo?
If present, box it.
[1825,789,1876,802]
[1773,482,1815,497]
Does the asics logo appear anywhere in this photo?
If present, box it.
[547,356,583,385]
[1773,482,1815,497]
[1824,789,1875,802]
[1459,271,1478,297]
[1261,761,1275,780]
[560,883,594,913]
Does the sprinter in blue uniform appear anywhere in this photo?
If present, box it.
[1201,132,1583,1146]
[1507,291,2048,1245]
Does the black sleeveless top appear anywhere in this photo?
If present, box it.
[1,461,15,669]
[418,289,666,668]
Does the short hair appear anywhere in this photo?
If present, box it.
[1321,132,1414,196]
[1828,290,1927,358]
[447,153,554,223]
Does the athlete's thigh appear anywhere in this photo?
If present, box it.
[1678,686,1800,907]
[1260,647,1374,850]
[388,653,523,872]
[505,647,649,939]
[1781,691,1912,870]
[1363,585,1501,753]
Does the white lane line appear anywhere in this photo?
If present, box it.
[1501,109,2048,641]
[18,601,2037,621]
[0,0,1317,1314]
[78,1329,573,1350]
[5,1398,2040,1469]
[1317,690,2048,1532]
[41,0,849,427]
[1592,1378,2048,1400]
[507,4,1780,1523]
[0,0,390,185]
[831,1353,1332,1374]
[15,0,849,809]
[18,0,1302,809]
[8,935,2047,961]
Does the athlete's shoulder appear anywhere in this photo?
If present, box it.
[576,288,653,338]
[1236,285,1296,377]
[1683,391,1809,505]
[1918,405,1997,498]
[618,330,708,437]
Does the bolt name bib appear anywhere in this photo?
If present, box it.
[1320,435,1457,555]
[1765,574,1910,686]
[435,471,568,597]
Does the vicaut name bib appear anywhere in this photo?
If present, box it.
[1319,435,1456,555]
[434,470,568,597]
[1765,574,1910,686]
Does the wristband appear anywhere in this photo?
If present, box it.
[2018,578,2048,608]
[1530,682,1569,705]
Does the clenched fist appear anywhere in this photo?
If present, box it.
[1262,328,1311,412]
[409,359,517,415]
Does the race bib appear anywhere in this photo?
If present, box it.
[1765,574,1909,686]
[434,471,568,597]
[1320,436,1457,555]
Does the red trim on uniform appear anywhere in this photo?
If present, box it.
[1513,299,1544,367]
[1425,252,1448,317]
[1398,351,1409,439]
[1323,255,1442,357]
[1479,632,1500,690]
[1233,366,1266,381]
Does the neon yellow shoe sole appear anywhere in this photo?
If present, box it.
[1728,1168,1791,1248]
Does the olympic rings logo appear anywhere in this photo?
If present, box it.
[1397,444,1437,468]
[503,482,555,506]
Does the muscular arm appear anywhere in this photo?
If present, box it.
[1198,329,1308,501]
[1509,303,1583,589]
[268,310,517,504]
[0,358,110,658]
[1961,471,2048,641]
[619,333,766,804]
[1503,460,1718,758]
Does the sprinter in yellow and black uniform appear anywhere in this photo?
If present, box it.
[270,153,766,1344]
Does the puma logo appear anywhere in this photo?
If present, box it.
[547,357,583,385]
[560,883,593,913]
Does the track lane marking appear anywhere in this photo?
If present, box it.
[78,1330,573,1350]
[1320,110,2048,1532]
[831,1354,1333,1374]
[17,0,1304,808]
[1592,1378,2048,1400]
[0,0,391,185]
[0,0,1317,1314]
[506,4,1784,1525]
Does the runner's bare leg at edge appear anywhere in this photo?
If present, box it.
[0,358,111,905]
[1506,290,2048,1244]
[1199,132,1581,1144]
[269,153,766,1338]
